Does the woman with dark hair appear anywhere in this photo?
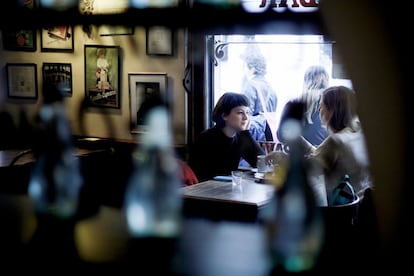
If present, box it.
[188,92,264,182]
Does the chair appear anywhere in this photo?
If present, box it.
[321,194,361,227]
[315,195,361,273]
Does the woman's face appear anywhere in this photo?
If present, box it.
[223,106,251,132]
[319,100,332,126]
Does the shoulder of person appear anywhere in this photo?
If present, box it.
[196,127,216,141]
[239,129,252,137]
[314,135,339,155]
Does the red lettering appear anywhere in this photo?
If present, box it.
[291,0,300,8]
[300,0,318,7]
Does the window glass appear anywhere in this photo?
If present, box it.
[211,34,352,137]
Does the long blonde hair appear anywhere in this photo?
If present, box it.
[301,65,330,124]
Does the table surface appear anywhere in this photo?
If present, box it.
[0,148,108,167]
[181,178,275,207]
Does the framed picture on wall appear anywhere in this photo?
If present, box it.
[146,26,173,56]
[128,72,168,134]
[2,29,37,51]
[42,63,73,97]
[41,26,74,52]
[6,63,38,99]
[84,45,121,109]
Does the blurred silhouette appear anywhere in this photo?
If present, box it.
[0,110,18,150]
[266,100,324,274]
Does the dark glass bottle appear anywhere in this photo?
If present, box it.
[28,87,83,219]
[124,106,182,238]
[268,118,324,273]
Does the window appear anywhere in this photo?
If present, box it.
[209,34,352,135]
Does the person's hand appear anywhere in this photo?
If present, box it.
[265,151,289,167]
[245,114,251,130]
[265,151,289,190]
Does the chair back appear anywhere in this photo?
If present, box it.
[316,195,361,272]
[320,195,360,227]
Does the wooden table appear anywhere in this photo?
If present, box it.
[181,179,275,223]
[0,149,35,167]
[0,148,109,168]
[0,148,110,195]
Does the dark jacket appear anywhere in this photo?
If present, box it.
[188,126,264,182]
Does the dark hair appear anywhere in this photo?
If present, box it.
[277,99,305,143]
[212,92,250,128]
[322,86,359,132]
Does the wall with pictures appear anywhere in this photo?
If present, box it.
[0,25,187,146]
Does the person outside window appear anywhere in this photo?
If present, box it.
[277,65,330,147]
[240,44,278,142]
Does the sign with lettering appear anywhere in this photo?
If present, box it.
[242,0,319,13]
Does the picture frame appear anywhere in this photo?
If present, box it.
[2,29,37,52]
[84,45,121,109]
[146,26,173,56]
[128,72,168,134]
[42,63,73,97]
[41,26,74,52]
[6,63,38,99]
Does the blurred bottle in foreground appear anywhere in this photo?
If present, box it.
[124,106,182,238]
[267,101,324,273]
[28,86,83,219]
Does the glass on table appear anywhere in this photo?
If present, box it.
[231,170,244,187]
[231,170,244,195]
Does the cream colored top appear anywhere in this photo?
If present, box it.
[308,127,373,201]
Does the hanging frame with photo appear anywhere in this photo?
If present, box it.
[2,29,36,52]
[6,63,38,99]
[84,45,121,109]
[41,26,74,52]
[42,63,73,97]
[128,72,168,134]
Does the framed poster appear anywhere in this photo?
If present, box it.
[41,26,74,52]
[146,26,173,56]
[42,63,73,97]
[2,29,36,52]
[128,72,168,134]
[6,63,38,99]
[84,45,120,108]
